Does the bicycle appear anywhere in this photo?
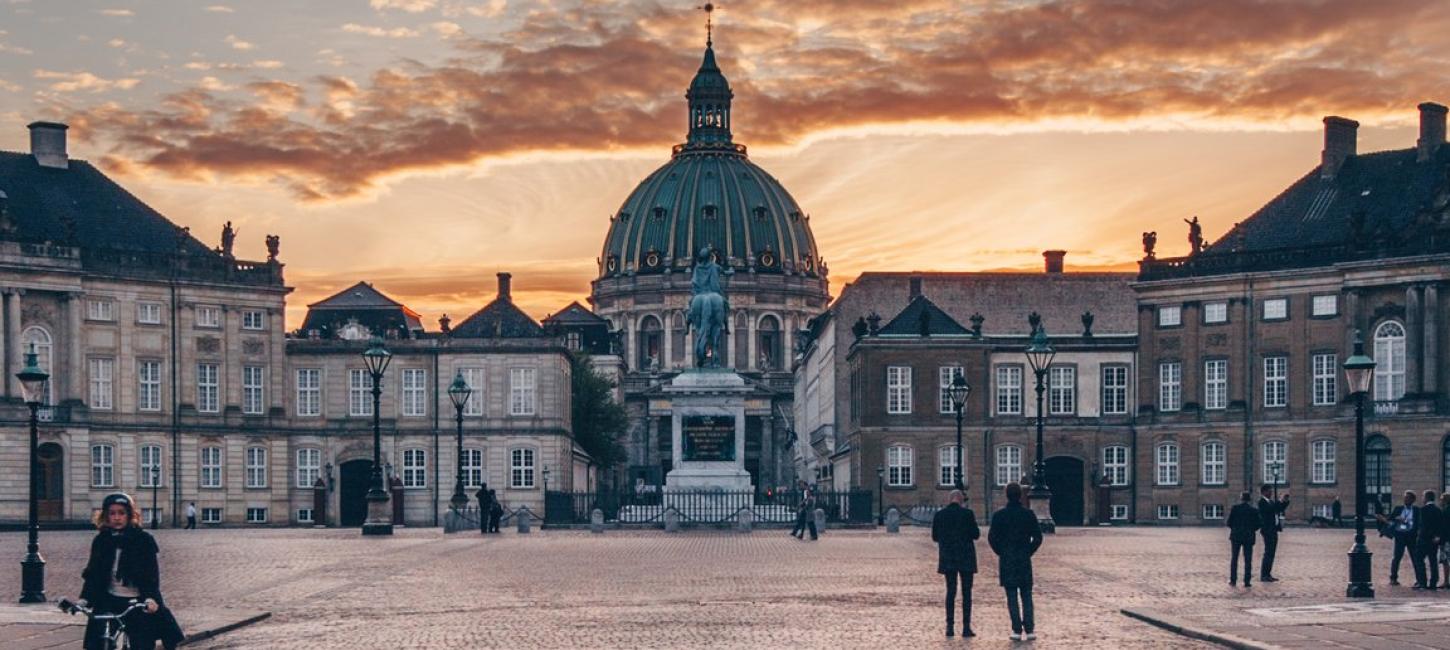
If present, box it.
[58,597,149,650]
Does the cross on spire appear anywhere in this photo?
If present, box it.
[700,2,714,47]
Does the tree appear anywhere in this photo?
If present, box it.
[569,353,628,469]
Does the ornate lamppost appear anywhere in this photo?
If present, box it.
[1344,330,1376,598]
[447,372,472,510]
[876,465,886,525]
[543,466,551,494]
[1024,320,1057,532]
[361,338,394,536]
[948,374,970,490]
[17,348,48,603]
[150,465,161,530]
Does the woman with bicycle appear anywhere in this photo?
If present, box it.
[77,492,183,650]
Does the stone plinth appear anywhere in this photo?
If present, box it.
[663,369,754,494]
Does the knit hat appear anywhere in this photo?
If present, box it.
[101,492,135,514]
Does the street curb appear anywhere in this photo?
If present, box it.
[181,611,272,646]
[1120,608,1278,650]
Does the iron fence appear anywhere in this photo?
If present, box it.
[544,489,874,527]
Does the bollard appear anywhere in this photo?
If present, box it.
[737,508,753,533]
[517,509,532,534]
[885,508,901,534]
[813,508,826,537]
[664,508,681,533]
[590,508,605,534]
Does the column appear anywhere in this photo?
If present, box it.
[0,291,7,398]
[684,329,695,368]
[6,290,21,397]
[1406,286,1422,395]
[65,292,83,403]
[624,313,636,372]
[662,313,673,372]
[1425,284,1440,394]
[782,316,794,372]
[746,312,757,371]
[1345,289,1361,352]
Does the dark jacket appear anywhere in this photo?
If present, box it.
[1380,504,1418,539]
[1227,502,1260,544]
[931,502,981,574]
[1258,496,1289,536]
[80,527,184,649]
[988,502,1043,587]
[1417,504,1444,546]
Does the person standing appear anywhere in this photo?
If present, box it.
[1438,492,1450,589]
[77,493,184,650]
[475,483,491,534]
[1227,491,1259,587]
[1376,490,1418,586]
[988,482,1043,642]
[488,489,503,533]
[1257,484,1290,582]
[790,482,810,539]
[1413,490,1442,590]
[1331,496,1343,528]
[932,490,980,638]
[184,502,197,530]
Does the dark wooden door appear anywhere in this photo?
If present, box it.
[340,460,373,527]
[1045,456,1085,526]
[37,443,63,522]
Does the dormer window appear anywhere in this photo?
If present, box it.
[644,249,661,269]
[752,206,767,221]
[652,207,666,220]
[606,255,619,273]
[758,248,775,268]
[338,322,369,341]
[619,211,630,223]
[702,205,717,220]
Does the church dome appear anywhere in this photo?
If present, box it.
[597,44,823,280]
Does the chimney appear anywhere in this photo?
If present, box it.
[908,275,923,301]
[27,121,69,169]
[497,272,512,302]
[1320,116,1358,179]
[1043,250,1066,274]
[1417,102,1447,162]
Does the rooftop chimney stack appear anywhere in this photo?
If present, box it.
[1043,250,1066,274]
[908,275,923,301]
[497,272,512,302]
[1320,116,1358,179]
[27,121,69,169]
[1417,102,1447,162]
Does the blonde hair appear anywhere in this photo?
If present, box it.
[92,506,142,530]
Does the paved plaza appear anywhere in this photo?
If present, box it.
[0,525,1447,648]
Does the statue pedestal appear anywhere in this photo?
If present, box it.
[664,369,753,494]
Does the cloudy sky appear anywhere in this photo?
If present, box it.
[2,0,1448,327]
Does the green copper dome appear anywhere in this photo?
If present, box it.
[598,45,822,279]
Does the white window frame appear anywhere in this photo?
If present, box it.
[1203,301,1228,324]
[88,357,114,410]
[1157,504,1180,520]
[402,449,427,488]
[937,445,962,487]
[87,299,116,322]
[1201,441,1226,486]
[242,366,265,415]
[1158,305,1181,327]
[1202,504,1225,520]
[1155,442,1180,486]
[1159,362,1182,412]
[139,444,162,488]
[91,444,114,487]
[402,368,427,417]
[461,368,484,416]
[349,369,373,417]
[995,365,1022,415]
[1374,321,1406,401]
[199,446,222,488]
[1110,504,1129,521]
[1048,366,1076,415]
[938,366,964,414]
[196,305,221,328]
[241,309,266,330]
[1101,365,1129,415]
[296,368,321,417]
[1204,359,1227,410]
[201,508,222,524]
[1264,356,1287,408]
[509,368,537,416]
[886,366,912,414]
[886,445,913,487]
[461,448,484,488]
[297,508,314,524]
[1311,439,1336,484]
[296,448,321,489]
[245,446,267,488]
[196,363,219,413]
[1262,440,1287,485]
[510,448,536,488]
[995,444,1023,486]
[246,507,268,524]
[1262,298,1288,320]
[136,302,162,325]
[138,360,161,412]
[1312,353,1337,406]
[1102,445,1129,486]
[1311,295,1337,317]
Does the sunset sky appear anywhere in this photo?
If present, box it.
[2,0,1448,328]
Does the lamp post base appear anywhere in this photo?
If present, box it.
[19,554,45,603]
[449,491,469,510]
[361,488,393,536]
[1347,543,1374,599]
[1028,485,1056,534]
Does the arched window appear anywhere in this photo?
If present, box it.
[886,445,913,486]
[1261,440,1287,486]
[1200,441,1226,485]
[1155,442,1180,486]
[1366,435,1392,511]
[461,448,484,489]
[670,312,686,365]
[757,315,781,371]
[637,315,662,370]
[937,445,963,487]
[1373,321,1406,401]
[1311,439,1336,484]
[90,444,114,488]
[995,444,1022,486]
[21,326,53,405]
[139,444,163,488]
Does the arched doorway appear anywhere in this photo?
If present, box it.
[37,443,63,522]
[339,459,374,527]
[1366,434,1391,515]
[1044,456,1085,526]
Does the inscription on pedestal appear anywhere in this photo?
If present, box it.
[682,415,735,461]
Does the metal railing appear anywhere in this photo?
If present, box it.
[544,488,874,527]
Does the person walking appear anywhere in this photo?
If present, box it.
[475,483,491,534]
[1376,490,1418,586]
[1257,484,1290,582]
[1413,490,1442,590]
[988,482,1043,642]
[1439,492,1450,589]
[184,502,196,530]
[790,482,810,539]
[77,493,184,650]
[488,489,503,533]
[1227,491,1259,587]
[1331,496,1343,528]
[932,489,980,638]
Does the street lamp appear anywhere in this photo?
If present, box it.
[150,466,161,530]
[1024,319,1056,532]
[876,465,886,525]
[948,373,970,490]
[361,338,393,536]
[543,466,551,494]
[447,372,472,510]
[1344,330,1376,598]
[17,347,48,603]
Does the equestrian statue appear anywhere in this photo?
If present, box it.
[687,246,732,368]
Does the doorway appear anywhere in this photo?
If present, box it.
[339,459,373,527]
[37,443,63,522]
[1044,456,1085,527]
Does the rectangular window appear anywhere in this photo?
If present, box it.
[565,331,581,351]
[246,507,268,524]
[938,366,964,414]
[1312,439,1336,484]
[1101,366,1129,415]
[137,302,162,325]
[1156,444,1180,486]
[1311,295,1338,317]
[296,448,321,489]
[886,366,912,414]
[1202,504,1225,520]
[402,368,427,417]
[201,508,222,524]
[402,449,427,488]
[196,363,219,413]
[196,305,221,328]
[461,368,484,416]
[245,446,267,488]
[510,448,535,488]
[1110,504,1128,521]
[1048,366,1076,415]
[1204,359,1227,410]
[938,446,961,487]
[241,309,265,330]
[887,445,913,487]
[142,509,162,527]
[995,365,1022,415]
[296,369,321,417]
[199,447,222,488]
[509,368,537,416]
[88,358,114,410]
[139,445,162,487]
[1262,298,1287,320]
[1159,362,1182,412]
[1156,504,1180,520]
[242,366,265,415]
[349,369,373,417]
[1203,301,1228,324]
[91,444,114,487]
[87,299,115,321]
[1158,305,1181,327]
[461,448,484,488]
[297,508,314,524]
[1201,441,1226,485]
[138,360,161,412]
[1313,504,1333,520]
[995,445,1022,486]
[1312,353,1337,406]
[1102,446,1129,486]
[1264,356,1287,408]
[1262,440,1287,485]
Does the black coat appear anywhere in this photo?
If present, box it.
[931,503,981,574]
[1258,496,1288,536]
[1227,502,1259,544]
[988,502,1042,587]
[1417,504,1444,546]
[80,527,184,648]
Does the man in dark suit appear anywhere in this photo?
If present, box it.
[1227,491,1260,587]
[989,482,1043,642]
[1332,497,1343,528]
[1377,490,1418,585]
[1414,490,1443,590]
[1257,483,1290,582]
[932,489,980,638]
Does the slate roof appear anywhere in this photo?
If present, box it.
[451,297,543,338]
[0,151,213,255]
[542,301,607,325]
[299,282,423,336]
[877,295,970,336]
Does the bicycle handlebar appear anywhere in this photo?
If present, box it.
[58,598,148,620]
